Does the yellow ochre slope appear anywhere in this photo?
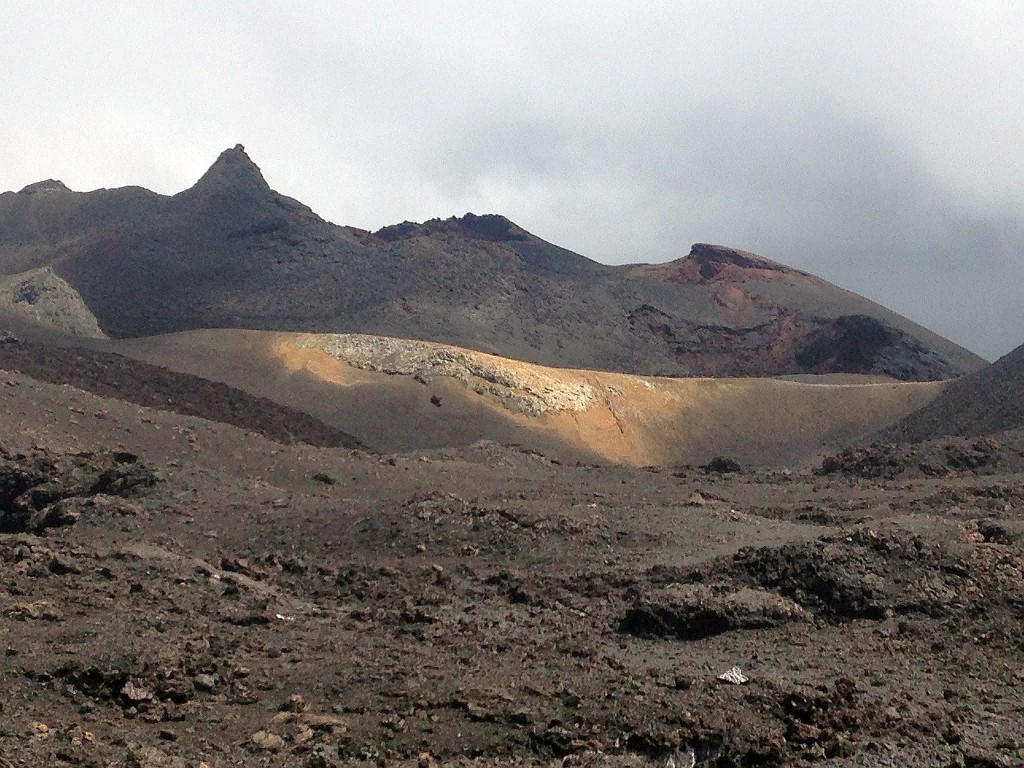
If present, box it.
[115,329,944,467]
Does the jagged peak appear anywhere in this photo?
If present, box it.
[18,179,71,196]
[636,243,811,285]
[688,243,794,273]
[184,144,272,198]
[374,213,530,243]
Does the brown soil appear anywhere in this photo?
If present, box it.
[1,366,1023,766]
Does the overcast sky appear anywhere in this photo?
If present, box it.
[3,1,1022,359]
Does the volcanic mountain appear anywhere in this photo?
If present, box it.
[883,339,1024,442]
[0,145,984,380]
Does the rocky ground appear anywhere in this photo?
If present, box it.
[2,387,1024,767]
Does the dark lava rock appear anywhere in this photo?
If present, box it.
[724,526,986,621]
[0,447,159,534]
[820,437,1005,480]
[704,456,743,474]
[796,314,960,380]
[619,584,805,640]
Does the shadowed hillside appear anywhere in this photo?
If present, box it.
[883,340,1024,442]
[0,330,362,449]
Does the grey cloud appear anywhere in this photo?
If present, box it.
[419,102,1022,359]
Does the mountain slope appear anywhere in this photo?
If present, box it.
[0,330,362,449]
[112,329,945,467]
[0,146,985,380]
[882,340,1024,442]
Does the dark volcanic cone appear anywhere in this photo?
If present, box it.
[884,339,1024,441]
[0,147,987,379]
[186,144,270,194]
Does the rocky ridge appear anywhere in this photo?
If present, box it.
[0,332,362,449]
[0,146,985,380]
[300,333,599,416]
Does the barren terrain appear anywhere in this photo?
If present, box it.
[884,340,1024,443]
[1,145,1021,768]
[2,365,1024,766]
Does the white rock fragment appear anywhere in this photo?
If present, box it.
[298,333,596,415]
[716,666,749,685]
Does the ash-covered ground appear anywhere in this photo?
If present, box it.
[3,402,1024,766]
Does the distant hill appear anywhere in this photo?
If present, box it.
[0,266,105,338]
[882,341,1024,442]
[111,328,945,467]
[0,145,985,380]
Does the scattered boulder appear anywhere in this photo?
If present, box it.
[0,447,158,534]
[620,584,805,640]
[250,730,285,752]
[820,437,1006,480]
[193,674,217,692]
[703,456,742,474]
